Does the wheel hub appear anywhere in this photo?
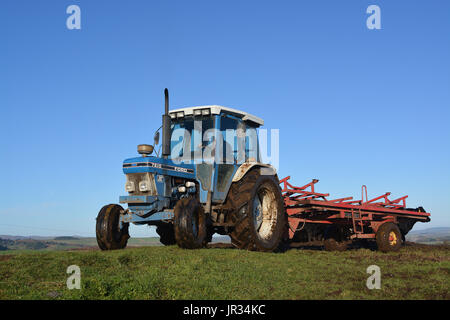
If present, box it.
[253,196,263,231]
[253,185,278,240]
[389,231,398,246]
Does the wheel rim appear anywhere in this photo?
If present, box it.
[253,185,278,240]
[253,196,263,231]
[389,231,398,246]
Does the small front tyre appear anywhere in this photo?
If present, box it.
[96,204,129,250]
[174,197,208,249]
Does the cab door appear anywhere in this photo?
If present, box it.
[211,115,246,202]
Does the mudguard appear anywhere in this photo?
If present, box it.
[231,162,277,182]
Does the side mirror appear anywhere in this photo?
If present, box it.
[154,131,160,145]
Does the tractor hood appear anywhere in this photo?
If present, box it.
[122,156,195,179]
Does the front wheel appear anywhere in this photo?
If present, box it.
[174,197,208,249]
[96,204,129,250]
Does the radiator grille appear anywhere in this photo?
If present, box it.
[125,172,157,196]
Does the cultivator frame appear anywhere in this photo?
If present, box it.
[280,177,431,240]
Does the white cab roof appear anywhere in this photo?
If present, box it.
[169,105,264,126]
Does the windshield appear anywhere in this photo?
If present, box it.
[170,116,215,163]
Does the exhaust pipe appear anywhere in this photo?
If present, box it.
[162,88,171,158]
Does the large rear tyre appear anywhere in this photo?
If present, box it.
[225,169,287,252]
[156,223,176,246]
[323,225,348,251]
[376,222,402,252]
[96,204,129,250]
[174,197,208,249]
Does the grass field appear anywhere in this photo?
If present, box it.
[0,242,448,300]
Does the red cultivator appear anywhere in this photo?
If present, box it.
[280,177,430,252]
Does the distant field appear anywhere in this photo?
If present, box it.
[0,227,447,253]
[406,228,450,245]
[54,237,162,248]
[0,237,162,253]
[0,242,448,300]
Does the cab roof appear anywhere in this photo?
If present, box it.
[169,105,264,126]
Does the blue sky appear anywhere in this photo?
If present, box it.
[0,0,449,237]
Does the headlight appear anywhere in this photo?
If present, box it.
[125,181,135,193]
[139,181,149,192]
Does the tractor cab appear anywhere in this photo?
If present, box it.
[168,105,263,165]
[168,105,264,203]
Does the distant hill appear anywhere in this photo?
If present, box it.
[407,227,450,244]
[0,235,53,240]
[0,236,162,251]
[53,236,80,240]
[0,235,30,240]
[409,227,450,234]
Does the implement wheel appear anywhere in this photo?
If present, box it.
[376,222,402,252]
[156,223,176,246]
[323,225,348,251]
[96,204,129,250]
[174,197,207,249]
[226,169,287,252]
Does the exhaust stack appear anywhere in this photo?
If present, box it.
[162,88,171,158]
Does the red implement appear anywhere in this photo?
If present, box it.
[280,176,430,240]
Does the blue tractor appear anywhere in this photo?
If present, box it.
[96,89,286,251]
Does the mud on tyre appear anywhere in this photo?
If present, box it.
[96,204,129,250]
[225,168,287,252]
[376,222,402,252]
[174,197,208,249]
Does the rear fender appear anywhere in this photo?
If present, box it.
[231,162,277,182]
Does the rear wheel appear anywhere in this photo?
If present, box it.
[156,223,176,246]
[174,197,208,249]
[323,225,348,251]
[376,222,402,252]
[225,169,287,252]
[96,204,129,250]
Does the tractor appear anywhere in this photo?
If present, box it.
[96,89,286,252]
[96,89,430,253]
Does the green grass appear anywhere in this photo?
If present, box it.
[0,243,448,300]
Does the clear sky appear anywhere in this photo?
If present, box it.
[1,0,449,237]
